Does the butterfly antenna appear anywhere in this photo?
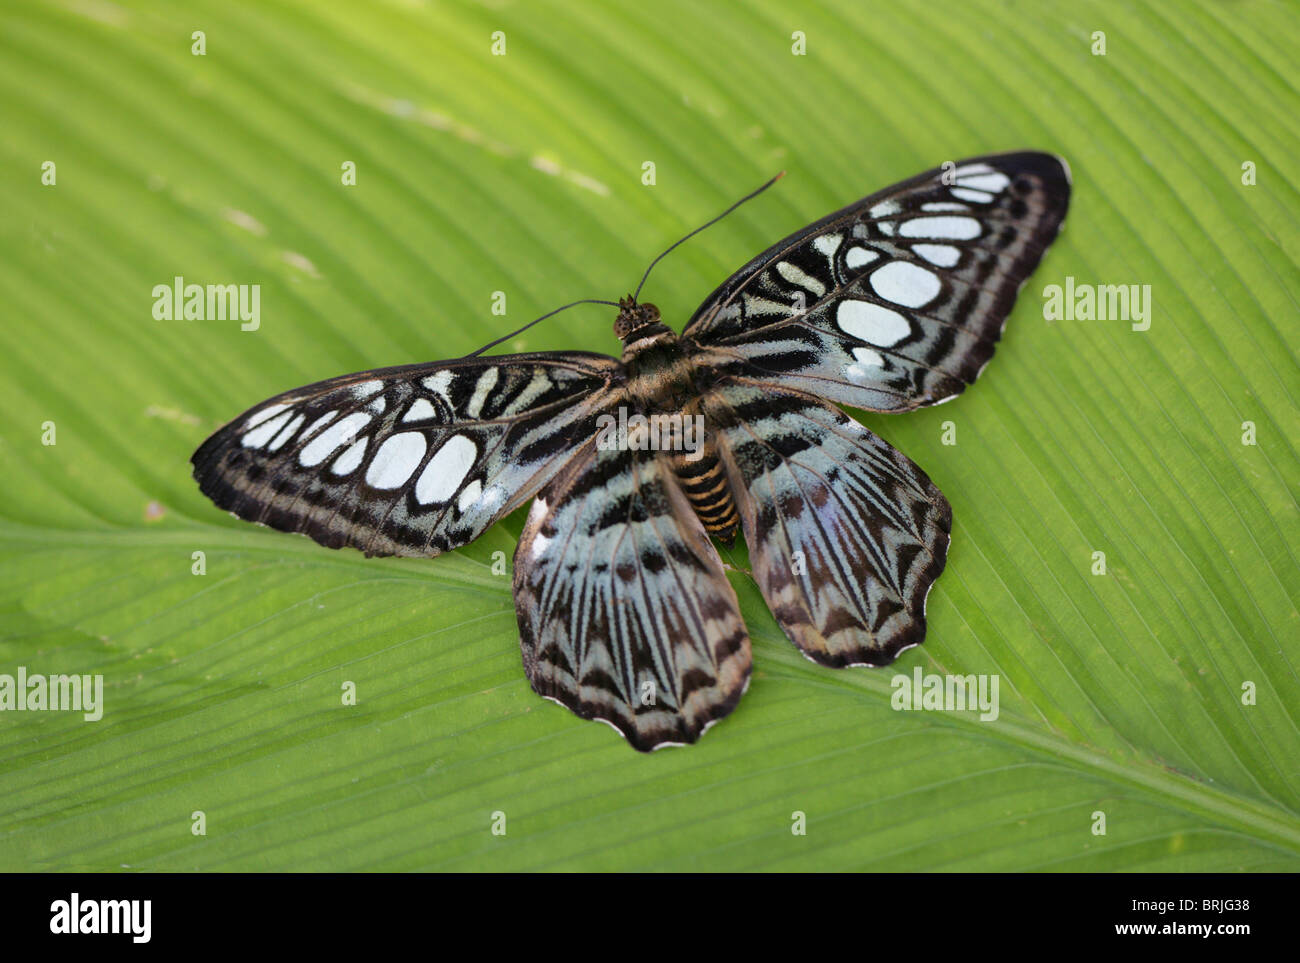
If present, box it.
[632,171,785,304]
[464,298,622,358]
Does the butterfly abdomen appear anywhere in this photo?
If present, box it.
[673,446,739,540]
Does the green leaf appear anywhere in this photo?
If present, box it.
[1,0,1296,871]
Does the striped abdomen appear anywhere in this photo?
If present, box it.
[673,447,739,540]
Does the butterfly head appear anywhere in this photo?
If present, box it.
[613,296,670,347]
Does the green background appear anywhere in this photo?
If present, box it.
[1,0,1296,871]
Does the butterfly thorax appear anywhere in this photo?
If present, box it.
[615,298,740,541]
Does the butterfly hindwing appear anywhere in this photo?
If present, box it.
[192,353,621,557]
[706,380,952,666]
[514,439,752,750]
[685,151,1070,412]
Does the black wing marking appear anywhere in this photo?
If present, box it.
[514,439,752,750]
[707,380,951,666]
[685,152,1070,411]
[192,352,623,557]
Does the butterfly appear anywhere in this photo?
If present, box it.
[193,152,1070,751]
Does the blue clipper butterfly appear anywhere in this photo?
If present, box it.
[193,152,1070,750]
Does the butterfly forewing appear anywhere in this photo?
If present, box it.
[706,380,951,666]
[514,439,752,750]
[192,353,622,557]
[685,151,1070,411]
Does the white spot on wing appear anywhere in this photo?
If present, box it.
[922,202,968,212]
[299,412,372,466]
[301,410,339,440]
[527,496,550,559]
[957,172,1010,193]
[506,368,551,415]
[244,403,291,430]
[743,294,794,317]
[422,370,453,400]
[845,247,879,270]
[266,413,306,452]
[457,479,482,513]
[899,216,981,240]
[951,187,993,204]
[403,398,438,423]
[365,431,428,489]
[869,199,901,218]
[415,434,477,504]
[467,367,499,417]
[912,243,961,267]
[775,261,825,297]
[331,437,367,475]
[351,379,383,399]
[812,233,842,257]
[836,300,911,346]
[852,346,885,367]
[870,261,941,308]
[241,410,293,448]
